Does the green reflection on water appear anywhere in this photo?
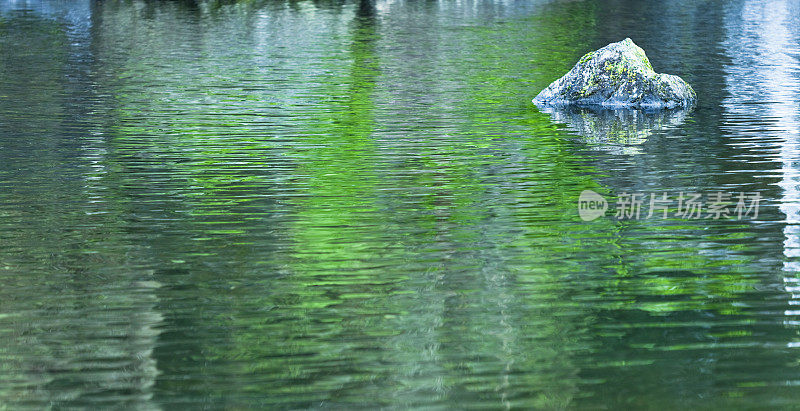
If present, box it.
[1,0,799,409]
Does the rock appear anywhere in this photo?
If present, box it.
[538,105,689,155]
[532,38,696,109]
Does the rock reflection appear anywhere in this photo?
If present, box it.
[537,106,690,155]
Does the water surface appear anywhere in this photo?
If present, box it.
[1,0,800,408]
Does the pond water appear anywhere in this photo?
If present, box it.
[1,0,800,408]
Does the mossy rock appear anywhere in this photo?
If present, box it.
[533,38,696,109]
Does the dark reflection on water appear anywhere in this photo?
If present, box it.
[1,0,800,408]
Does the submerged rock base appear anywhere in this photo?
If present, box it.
[533,38,696,109]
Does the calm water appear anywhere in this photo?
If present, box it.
[1,0,800,408]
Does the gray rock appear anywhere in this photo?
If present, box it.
[533,38,696,109]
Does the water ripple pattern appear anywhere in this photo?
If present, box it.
[1,0,800,408]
